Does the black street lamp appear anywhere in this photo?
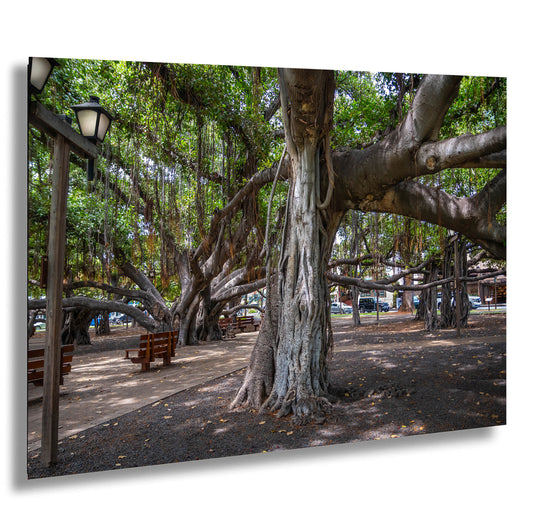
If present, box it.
[71,96,113,180]
[28,57,60,96]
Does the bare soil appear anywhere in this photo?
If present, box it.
[27,312,506,479]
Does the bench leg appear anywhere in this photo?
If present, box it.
[141,361,150,372]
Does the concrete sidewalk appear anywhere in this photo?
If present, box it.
[27,331,257,452]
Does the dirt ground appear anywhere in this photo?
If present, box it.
[27,311,506,479]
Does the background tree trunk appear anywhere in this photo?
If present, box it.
[440,236,469,329]
[61,308,93,346]
[419,263,439,331]
[95,311,110,336]
[351,212,362,326]
[351,285,361,326]
[196,288,223,341]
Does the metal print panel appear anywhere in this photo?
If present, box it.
[27,58,506,479]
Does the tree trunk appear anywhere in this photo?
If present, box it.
[27,310,38,340]
[61,308,93,346]
[252,69,340,422]
[440,237,469,329]
[419,263,439,331]
[440,240,454,327]
[261,142,336,421]
[177,294,200,347]
[455,238,470,328]
[95,311,110,336]
[351,285,361,326]
[350,212,361,327]
[196,287,223,341]
[399,275,415,313]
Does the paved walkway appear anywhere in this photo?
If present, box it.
[27,331,257,452]
[27,314,505,453]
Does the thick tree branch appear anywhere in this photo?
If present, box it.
[64,281,152,304]
[27,296,158,331]
[357,179,506,259]
[328,254,375,269]
[212,266,266,296]
[416,126,506,173]
[400,75,462,143]
[327,269,505,293]
[212,277,268,305]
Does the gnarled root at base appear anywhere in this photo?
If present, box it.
[230,313,277,411]
[260,388,333,425]
[230,362,274,411]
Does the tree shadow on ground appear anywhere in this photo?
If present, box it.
[27,315,506,478]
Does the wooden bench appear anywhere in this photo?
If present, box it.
[27,344,75,386]
[236,316,260,332]
[218,318,235,339]
[124,330,178,372]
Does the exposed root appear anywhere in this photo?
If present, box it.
[260,389,332,425]
[230,371,273,411]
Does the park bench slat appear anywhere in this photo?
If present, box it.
[218,318,236,338]
[27,344,75,386]
[235,316,260,332]
[125,330,178,372]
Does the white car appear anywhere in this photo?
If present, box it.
[437,294,482,310]
[331,302,353,314]
[468,296,482,309]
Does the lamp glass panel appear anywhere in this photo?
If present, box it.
[30,58,52,91]
[77,109,98,138]
[97,113,110,141]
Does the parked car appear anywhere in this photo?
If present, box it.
[359,298,376,313]
[33,320,46,330]
[341,303,353,314]
[109,313,133,324]
[331,302,353,314]
[379,301,390,312]
[358,298,390,313]
[437,294,481,310]
[469,296,482,310]
[398,296,419,310]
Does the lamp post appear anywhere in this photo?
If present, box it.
[28,57,59,96]
[28,60,113,466]
[71,96,113,180]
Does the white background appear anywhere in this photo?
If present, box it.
[2,2,531,514]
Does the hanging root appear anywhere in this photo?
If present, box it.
[316,137,335,211]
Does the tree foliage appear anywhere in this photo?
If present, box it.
[28,60,506,357]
